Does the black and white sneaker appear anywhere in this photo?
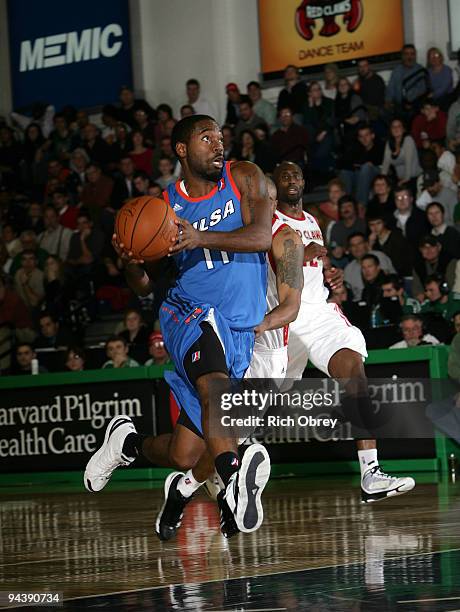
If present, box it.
[223,443,270,533]
[361,465,415,503]
[155,472,193,541]
[84,415,137,492]
[217,490,239,539]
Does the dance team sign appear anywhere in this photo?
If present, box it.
[258,0,404,73]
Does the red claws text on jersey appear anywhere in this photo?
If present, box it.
[295,0,363,41]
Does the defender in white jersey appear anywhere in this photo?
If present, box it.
[274,162,415,503]
[245,199,304,379]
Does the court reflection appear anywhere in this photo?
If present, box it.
[0,478,459,610]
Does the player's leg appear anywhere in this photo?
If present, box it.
[155,421,209,541]
[307,303,415,502]
[328,347,415,503]
[195,370,270,534]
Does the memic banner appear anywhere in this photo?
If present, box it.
[258,0,404,74]
[7,0,132,108]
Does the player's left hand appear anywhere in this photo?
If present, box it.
[254,319,269,338]
[324,266,343,291]
[169,218,203,254]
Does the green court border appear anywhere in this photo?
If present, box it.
[0,345,456,485]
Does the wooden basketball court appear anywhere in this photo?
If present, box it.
[2,475,460,610]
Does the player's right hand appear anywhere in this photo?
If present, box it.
[304,242,327,264]
[111,233,144,265]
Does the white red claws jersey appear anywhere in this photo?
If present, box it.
[276,208,329,305]
[255,213,290,351]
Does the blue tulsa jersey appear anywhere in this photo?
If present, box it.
[163,162,267,330]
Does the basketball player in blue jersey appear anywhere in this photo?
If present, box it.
[87,115,274,537]
[84,176,306,540]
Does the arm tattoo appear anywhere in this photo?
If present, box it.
[244,174,256,223]
[277,238,303,290]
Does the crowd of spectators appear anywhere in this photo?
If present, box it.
[1,43,460,375]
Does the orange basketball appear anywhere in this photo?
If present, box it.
[115,196,178,261]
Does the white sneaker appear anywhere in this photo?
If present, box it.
[203,470,221,501]
[223,444,270,533]
[84,415,137,492]
[361,465,415,503]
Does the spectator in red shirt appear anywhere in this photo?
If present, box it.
[52,188,79,230]
[412,99,447,148]
[129,130,154,176]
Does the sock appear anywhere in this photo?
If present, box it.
[215,451,240,487]
[177,469,205,498]
[358,448,378,479]
[122,433,146,459]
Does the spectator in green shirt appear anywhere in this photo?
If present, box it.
[421,275,460,321]
[102,335,140,369]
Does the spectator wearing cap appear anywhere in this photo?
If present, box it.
[185,79,217,120]
[416,169,457,225]
[412,235,458,302]
[421,275,460,322]
[225,83,242,126]
[381,274,420,314]
[145,331,171,366]
[102,335,140,369]
[426,202,460,259]
[277,65,308,119]
[393,185,430,249]
[234,97,268,140]
[390,314,440,349]
[368,213,411,276]
[247,81,276,128]
[270,107,309,168]
[411,100,447,149]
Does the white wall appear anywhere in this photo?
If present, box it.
[130,0,260,122]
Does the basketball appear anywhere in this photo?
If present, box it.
[115,196,178,261]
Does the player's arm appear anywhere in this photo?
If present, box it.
[112,233,163,297]
[255,227,304,337]
[169,161,272,254]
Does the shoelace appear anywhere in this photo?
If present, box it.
[368,465,395,481]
